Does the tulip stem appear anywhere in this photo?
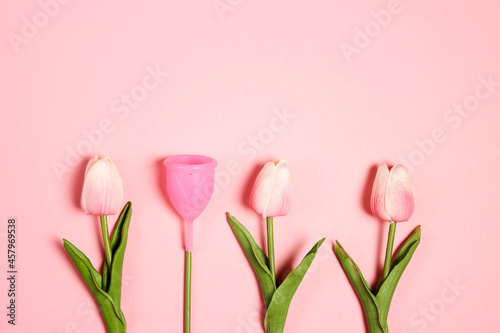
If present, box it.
[184,250,192,333]
[100,215,113,269]
[382,222,397,282]
[266,217,276,286]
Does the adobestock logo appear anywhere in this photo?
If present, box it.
[236,107,295,161]
[234,304,265,333]
[8,0,72,54]
[111,66,169,120]
[212,107,295,198]
[213,0,245,21]
[441,75,499,130]
[400,278,467,333]
[52,65,168,182]
[340,0,403,63]
[399,75,499,174]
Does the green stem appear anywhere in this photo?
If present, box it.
[266,217,276,286]
[100,215,112,269]
[185,251,192,333]
[382,222,397,281]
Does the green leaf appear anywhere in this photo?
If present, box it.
[64,239,103,287]
[264,238,325,333]
[103,202,132,292]
[334,241,387,333]
[389,225,421,272]
[107,202,132,308]
[63,239,126,332]
[102,263,109,291]
[376,225,421,326]
[334,225,422,333]
[227,212,276,308]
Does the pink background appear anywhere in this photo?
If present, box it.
[1,1,500,332]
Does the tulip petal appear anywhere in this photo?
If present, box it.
[249,161,277,217]
[81,182,91,215]
[84,155,99,177]
[370,164,392,221]
[265,160,292,218]
[385,165,415,222]
[81,158,124,216]
[81,156,100,214]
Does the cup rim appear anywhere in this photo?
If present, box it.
[163,155,217,171]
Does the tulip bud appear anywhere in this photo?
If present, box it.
[80,156,124,216]
[249,160,292,218]
[370,164,415,222]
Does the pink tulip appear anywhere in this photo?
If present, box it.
[80,156,124,216]
[370,164,415,222]
[249,160,292,218]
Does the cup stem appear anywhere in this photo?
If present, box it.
[184,220,194,333]
[185,220,194,252]
[184,250,192,333]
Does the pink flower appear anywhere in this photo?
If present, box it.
[370,164,415,222]
[249,160,292,218]
[80,156,124,216]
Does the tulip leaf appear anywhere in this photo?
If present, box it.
[63,239,127,332]
[376,225,421,325]
[334,225,421,333]
[102,203,131,292]
[227,212,276,308]
[102,264,109,291]
[334,241,387,333]
[107,202,132,307]
[64,239,103,288]
[264,238,325,333]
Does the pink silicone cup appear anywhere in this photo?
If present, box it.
[164,155,217,252]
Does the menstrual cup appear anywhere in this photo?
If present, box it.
[163,155,217,333]
[164,155,217,251]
